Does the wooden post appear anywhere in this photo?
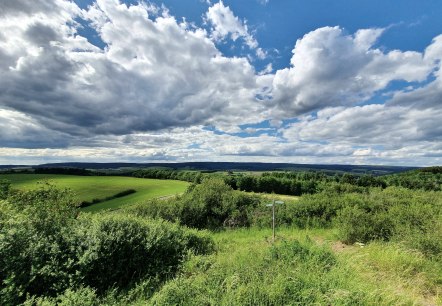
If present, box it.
[266,200,283,243]
[272,199,275,242]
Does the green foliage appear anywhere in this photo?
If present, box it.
[128,178,441,261]
[336,205,395,243]
[80,189,136,207]
[0,186,214,305]
[320,181,369,194]
[73,215,214,294]
[251,192,360,229]
[269,239,336,270]
[0,179,11,199]
[235,172,319,195]
[385,168,442,191]
[333,188,442,258]
[133,169,203,183]
[23,287,98,306]
[418,166,442,174]
[0,185,81,304]
[126,178,260,230]
[225,171,389,196]
[149,238,377,305]
[1,170,441,305]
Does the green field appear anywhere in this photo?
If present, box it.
[0,174,189,212]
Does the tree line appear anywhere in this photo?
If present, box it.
[132,167,441,195]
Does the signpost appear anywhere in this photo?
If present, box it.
[266,200,284,242]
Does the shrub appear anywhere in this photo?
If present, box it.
[334,187,442,253]
[251,192,359,229]
[0,179,11,200]
[80,189,136,207]
[23,287,99,306]
[126,178,260,230]
[0,184,81,305]
[336,205,395,243]
[0,186,214,304]
[74,215,214,293]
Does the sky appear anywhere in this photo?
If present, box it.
[0,0,441,166]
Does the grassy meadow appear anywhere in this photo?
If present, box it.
[149,227,441,305]
[0,174,189,211]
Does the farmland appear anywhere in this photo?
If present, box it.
[0,174,189,211]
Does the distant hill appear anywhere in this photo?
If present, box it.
[0,165,29,169]
[0,162,418,175]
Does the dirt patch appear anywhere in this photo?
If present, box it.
[331,241,350,252]
[312,236,355,253]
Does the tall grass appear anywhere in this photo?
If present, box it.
[147,228,416,305]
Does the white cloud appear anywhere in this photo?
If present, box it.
[0,0,267,137]
[0,109,71,148]
[387,34,442,110]
[205,1,264,58]
[1,122,441,166]
[283,104,442,145]
[270,26,434,117]
[1,0,442,166]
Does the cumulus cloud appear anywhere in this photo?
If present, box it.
[387,35,442,110]
[0,0,266,137]
[283,105,442,146]
[0,109,71,148]
[1,121,441,165]
[271,26,434,117]
[1,0,442,166]
[205,1,264,58]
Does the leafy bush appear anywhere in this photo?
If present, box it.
[23,287,98,306]
[333,188,442,256]
[336,205,395,243]
[73,215,214,293]
[0,179,11,200]
[251,192,363,229]
[0,185,81,304]
[80,189,136,207]
[0,185,214,305]
[126,178,260,230]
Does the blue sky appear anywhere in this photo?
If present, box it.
[0,0,441,165]
[74,0,442,69]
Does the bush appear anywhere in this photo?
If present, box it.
[80,189,136,207]
[251,192,359,229]
[6,183,80,231]
[336,205,395,243]
[0,179,11,200]
[126,178,260,230]
[73,215,214,293]
[0,188,81,304]
[23,287,99,306]
[334,188,442,254]
[0,186,214,304]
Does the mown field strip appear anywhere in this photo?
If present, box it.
[0,174,189,211]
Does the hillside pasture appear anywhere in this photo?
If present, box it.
[0,174,189,211]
